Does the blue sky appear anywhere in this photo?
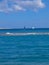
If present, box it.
[0,0,49,28]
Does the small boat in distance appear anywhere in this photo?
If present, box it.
[32,27,35,29]
[24,26,26,29]
[23,26,35,30]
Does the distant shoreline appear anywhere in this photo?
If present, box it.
[0,28,49,30]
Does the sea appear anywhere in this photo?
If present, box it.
[0,28,49,65]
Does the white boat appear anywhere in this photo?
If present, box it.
[32,27,35,29]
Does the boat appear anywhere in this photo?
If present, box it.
[32,27,35,29]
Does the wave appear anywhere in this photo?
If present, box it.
[2,32,49,36]
[0,32,49,36]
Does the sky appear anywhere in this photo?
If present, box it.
[0,0,49,28]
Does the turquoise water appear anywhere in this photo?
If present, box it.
[0,29,49,65]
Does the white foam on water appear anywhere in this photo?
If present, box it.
[0,32,49,36]
[6,32,14,35]
[4,32,49,36]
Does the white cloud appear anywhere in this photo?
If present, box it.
[13,5,26,11]
[0,0,45,12]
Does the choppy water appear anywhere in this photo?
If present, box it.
[0,28,49,65]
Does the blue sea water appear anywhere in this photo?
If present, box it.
[0,28,49,65]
